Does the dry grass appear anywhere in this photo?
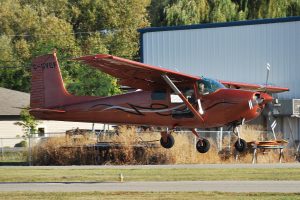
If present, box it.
[32,125,295,165]
[33,135,98,165]
[1,191,300,200]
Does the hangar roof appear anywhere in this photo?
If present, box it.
[0,87,29,116]
[139,16,300,33]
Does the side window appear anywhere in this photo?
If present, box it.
[197,78,225,95]
[184,88,196,103]
[198,81,209,95]
[151,90,166,100]
[170,93,183,103]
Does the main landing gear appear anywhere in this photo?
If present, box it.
[160,131,175,149]
[196,138,210,153]
[159,129,210,153]
[192,129,210,153]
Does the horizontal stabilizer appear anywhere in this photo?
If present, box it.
[29,108,66,113]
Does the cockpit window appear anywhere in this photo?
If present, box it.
[197,78,225,95]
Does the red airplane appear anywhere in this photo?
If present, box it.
[29,53,289,153]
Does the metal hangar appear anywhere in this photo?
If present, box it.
[139,17,300,145]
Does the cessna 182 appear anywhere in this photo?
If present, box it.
[29,53,289,153]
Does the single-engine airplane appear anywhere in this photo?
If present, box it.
[29,53,289,153]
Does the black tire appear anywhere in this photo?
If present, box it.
[160,134,175,149]
[234,139,247,152]
[196,138,210,153]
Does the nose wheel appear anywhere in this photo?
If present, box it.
[233,126,247,152]
[196,138,210,153]
[234,138,247,152]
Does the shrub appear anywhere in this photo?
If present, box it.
[14,140,27,147]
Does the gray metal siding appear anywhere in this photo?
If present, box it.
[143,21,300,99]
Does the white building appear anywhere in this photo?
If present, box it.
[139,17,300,143]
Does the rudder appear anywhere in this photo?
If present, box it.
[30,53,70,108]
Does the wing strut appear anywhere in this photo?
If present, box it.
[161,75,204,122]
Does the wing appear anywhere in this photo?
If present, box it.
[220,80,289,93]
[74,54,199,91]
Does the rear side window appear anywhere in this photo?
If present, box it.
[151,91,166,100]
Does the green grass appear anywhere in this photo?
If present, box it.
[0,191,299,200]
[0,151,27,162]
[1,167,300,182]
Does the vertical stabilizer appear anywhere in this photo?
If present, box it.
[30,53,70,108]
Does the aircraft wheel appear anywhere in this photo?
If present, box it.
[196,138,210,153]
[160,134,175,149]
[234,139,247,152]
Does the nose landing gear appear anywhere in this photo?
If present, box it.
[233,126,247,152]
[234,138,247,152]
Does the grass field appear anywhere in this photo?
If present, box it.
[1,167,300,182]
[0,191,299,200]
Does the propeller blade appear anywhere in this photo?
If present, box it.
[271,120,277,131]
[264,63,271,93]
[270,120,277,140]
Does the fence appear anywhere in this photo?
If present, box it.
[0,129,299,165]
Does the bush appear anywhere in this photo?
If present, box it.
[31,125,295,165]
[14,140,27,147]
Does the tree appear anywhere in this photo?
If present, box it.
[0,0,150,96]
[287,0,300,16]
[208,0,238,22]
[165,0,201,25]
[14,108,40,137]
[148,0,172,26]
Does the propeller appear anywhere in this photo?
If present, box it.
[251,63,273,108]
[261,63,278,140]
[264,63,271,93]
[270,119,277,140]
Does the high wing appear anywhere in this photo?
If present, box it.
[220,80,289,93]
[74,54,199,91]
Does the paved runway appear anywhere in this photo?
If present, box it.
[1,163,299,169]
[1,164,299,193]
[1,181,300,193]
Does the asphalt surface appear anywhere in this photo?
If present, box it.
[0,181,300,193]
[1,164,300,193]
[1,163,299,169]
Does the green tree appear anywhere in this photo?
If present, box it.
[208,0,238,22]
[68,67,121,96]
[165,0,201,25]
[14,108,40,137]
[100,0,150,59]
[287,0,300,16]
[148,0,172,26]
[257,0,289,18]
[0,0,151,96]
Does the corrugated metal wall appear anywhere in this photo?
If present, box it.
[142,18,300,142]
[142,20,300,99]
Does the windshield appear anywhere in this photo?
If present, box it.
[197,78,225,95]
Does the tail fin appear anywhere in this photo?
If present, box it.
[30,53,70,108]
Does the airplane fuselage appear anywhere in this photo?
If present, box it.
[31,88,268,129]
